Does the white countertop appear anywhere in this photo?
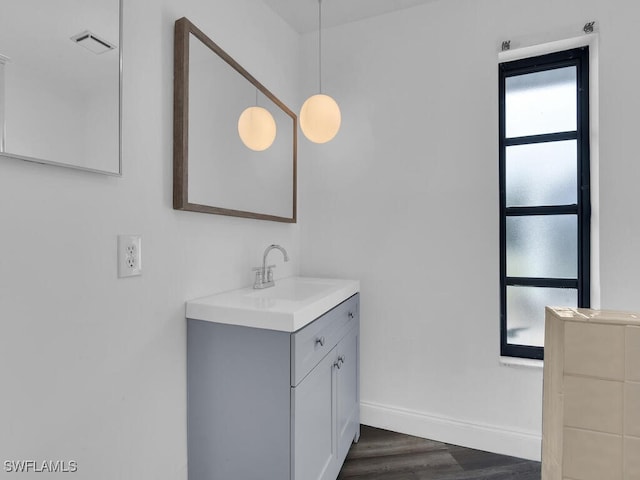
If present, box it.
[186,276,360,332]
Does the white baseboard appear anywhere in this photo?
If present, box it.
[360,401,542,461]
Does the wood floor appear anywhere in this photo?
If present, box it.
[338,426,541,480]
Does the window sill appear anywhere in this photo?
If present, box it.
[499,356,543,369]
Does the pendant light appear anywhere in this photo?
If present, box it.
[238,89,277,151]
[299,0,341,144]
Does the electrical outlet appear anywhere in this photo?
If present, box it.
[118,235,142,278]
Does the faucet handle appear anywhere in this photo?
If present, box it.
[266,264,276,282]
[252,267,264,288]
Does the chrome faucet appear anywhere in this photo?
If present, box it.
[253,244,289,289]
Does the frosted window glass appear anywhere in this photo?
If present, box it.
[506,141,577,207]
[506,67,576,138]
[507,286,576,347]
[507,215,577,278]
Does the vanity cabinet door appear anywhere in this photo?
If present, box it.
[336,325,360,464]
[292,347,338,480]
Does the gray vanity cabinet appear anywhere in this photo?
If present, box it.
[292,324,360,480]
[187,293,360,480]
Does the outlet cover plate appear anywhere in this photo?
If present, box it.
[118,235,142,278]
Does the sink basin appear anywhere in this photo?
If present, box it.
[186,276,359,332]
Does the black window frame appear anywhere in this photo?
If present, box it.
[499,47,591,360]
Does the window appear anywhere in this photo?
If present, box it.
[499,47,590,360]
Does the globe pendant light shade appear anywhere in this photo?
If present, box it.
[300,0,341,144]
[237,106,277,151]
[300,94,341,144]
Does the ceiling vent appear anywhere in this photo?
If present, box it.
[70,30,116,54]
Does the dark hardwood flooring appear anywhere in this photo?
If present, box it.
[338,426,541,480]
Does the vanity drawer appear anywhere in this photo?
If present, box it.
[291,294,359,386]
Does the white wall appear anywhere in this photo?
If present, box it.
[299,0,640,460]
[0,0,299,478]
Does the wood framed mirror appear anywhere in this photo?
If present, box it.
[173,17,297,223]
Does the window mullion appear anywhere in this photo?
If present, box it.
[506,277,578,289]
[505,130,577,146]
[505,205,578,216]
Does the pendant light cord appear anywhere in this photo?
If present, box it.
[318,0,322,94]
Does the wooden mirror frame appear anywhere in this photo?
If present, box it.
[173,17,297,223]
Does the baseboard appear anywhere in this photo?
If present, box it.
[360,401,542,461]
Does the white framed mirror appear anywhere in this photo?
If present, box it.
[0,0,122,175]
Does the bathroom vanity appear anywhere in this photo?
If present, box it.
[186,277,360,480]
